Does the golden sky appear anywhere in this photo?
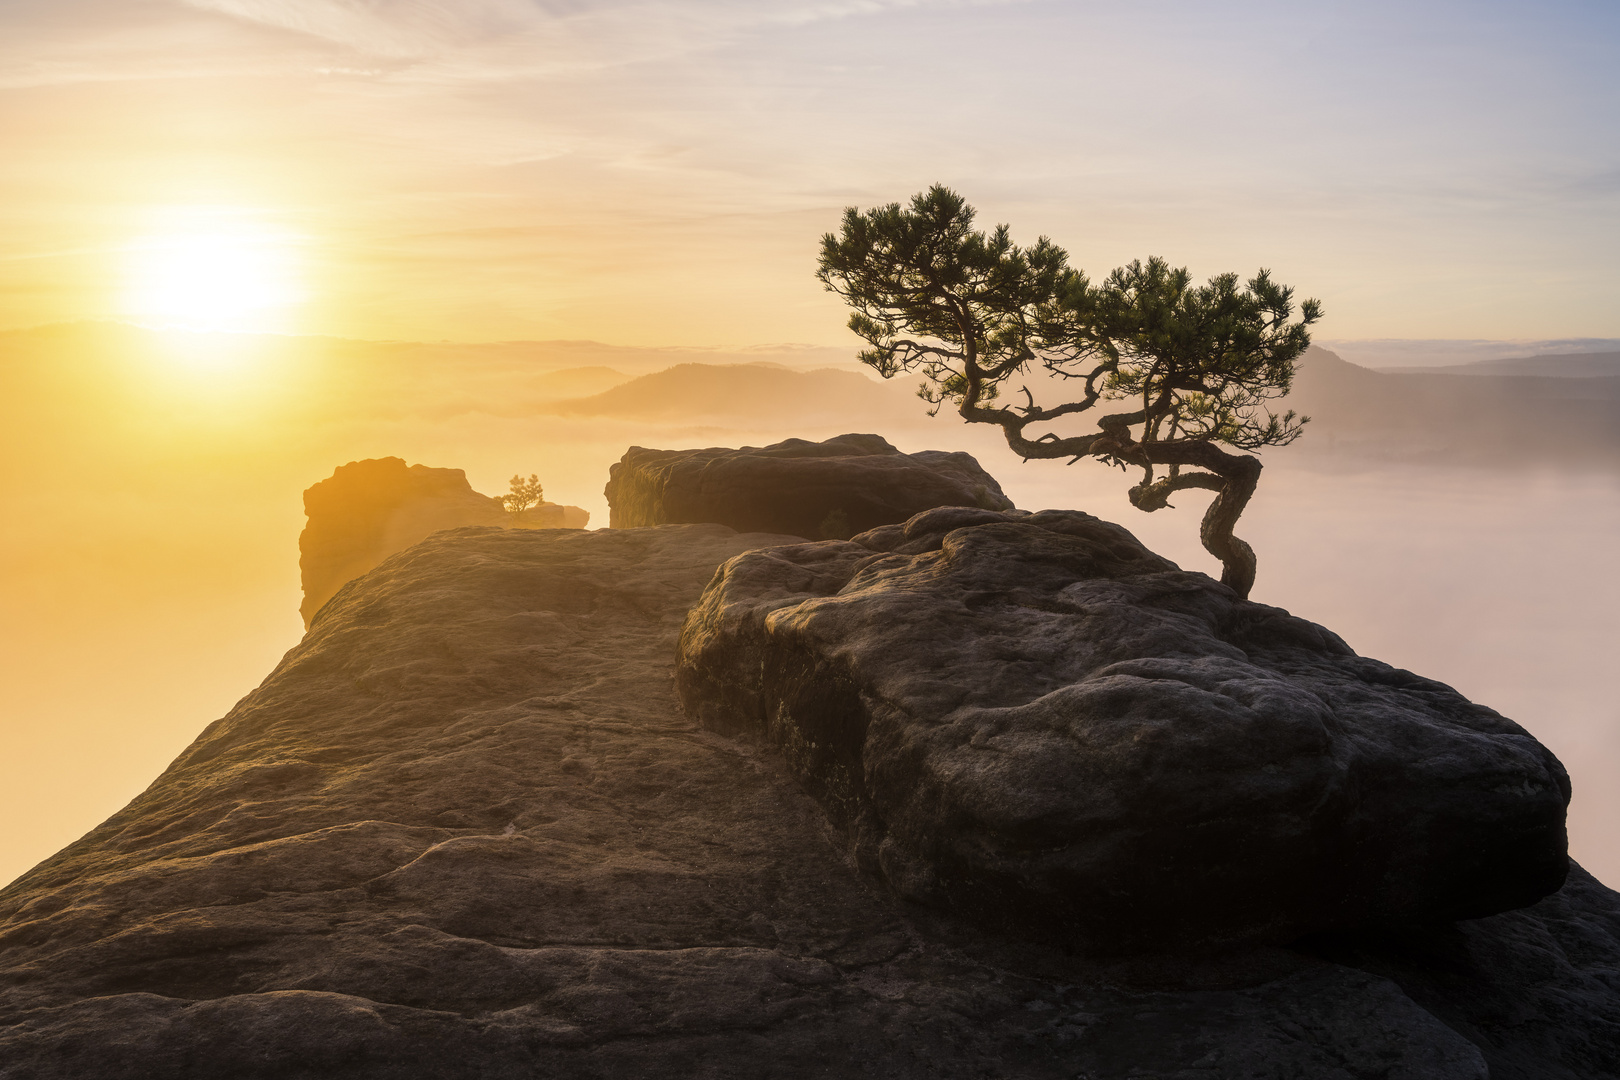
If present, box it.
[3,0,1618,345]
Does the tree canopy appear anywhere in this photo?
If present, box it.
[816,185,1321,598]
[502,473,545,513]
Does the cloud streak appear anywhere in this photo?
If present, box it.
[184,0,550,58]
[164,0,1005,75]
[0,0,1615,343]
[0,0,1019,91]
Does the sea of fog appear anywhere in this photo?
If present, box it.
[2,332,1616,892]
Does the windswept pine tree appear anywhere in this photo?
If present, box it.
[816,185,1320,597]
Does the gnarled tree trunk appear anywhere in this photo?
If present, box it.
[962,399,1265,599]
[1119,441,1262,599]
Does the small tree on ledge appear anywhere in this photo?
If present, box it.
[815,185,1321,598]
[503,473,545,513]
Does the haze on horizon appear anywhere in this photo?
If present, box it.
[3,325,1618,896]
[1,2,1617,893]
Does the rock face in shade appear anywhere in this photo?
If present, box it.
[603,432,1013,536]
[298,457,588,627]
[1,523,1616,1079]
[677,506,1573,954]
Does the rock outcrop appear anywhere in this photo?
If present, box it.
[604,433,1013,536]
[1,520,1615,1078]
[298,457,588,627]
[677,506,1572,954]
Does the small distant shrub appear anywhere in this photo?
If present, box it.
[503,473,545,513]
[818,508,853,540]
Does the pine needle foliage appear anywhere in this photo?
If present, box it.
[816,185,1322,598]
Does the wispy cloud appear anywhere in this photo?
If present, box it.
[173,0,1000,72]
[183,0,548,58]
[0,0,1615,342]
[0,0,1001,89]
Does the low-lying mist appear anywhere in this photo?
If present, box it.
[2,323,1616,889]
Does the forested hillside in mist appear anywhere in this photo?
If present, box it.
[1289,347,1620,466]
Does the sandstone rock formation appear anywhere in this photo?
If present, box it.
[678,506,1572,953]
[1,522,1615,1078]
[604,432,1013,536]
[299,457,588,627]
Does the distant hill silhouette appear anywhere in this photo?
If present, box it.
[1318,337,1620,371]
[531,365,631,399]
[538,350,1620,466]
[542,362,914,419]
[1389,351,1620,378]
[1288,346,1620,465]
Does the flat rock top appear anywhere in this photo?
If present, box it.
[604,433,1014,535]
[1,525,1617,1079]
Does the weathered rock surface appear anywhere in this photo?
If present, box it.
[677,506,1573,954]
[603,432,1013,536]
[1,523,1615,1079]
[299,457,588,627]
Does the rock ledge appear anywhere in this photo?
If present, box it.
[678,506,1571,953]
[604,432,1013,536]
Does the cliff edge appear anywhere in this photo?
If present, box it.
[1,521,1616,1078]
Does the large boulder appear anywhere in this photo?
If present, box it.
[1,523,1614,1078]
[676,506,1572,954]
[299,457,588,627]
[603,432,1013,536]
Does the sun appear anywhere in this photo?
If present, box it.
[123,208,305,334]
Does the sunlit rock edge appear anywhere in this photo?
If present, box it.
[299,456,590,629]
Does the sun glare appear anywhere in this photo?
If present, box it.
[123,208,305,336]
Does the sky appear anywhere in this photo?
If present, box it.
[2,0,1618,345]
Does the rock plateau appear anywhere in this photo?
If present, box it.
[0,496,1616,1078]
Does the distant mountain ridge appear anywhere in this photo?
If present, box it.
[537,348,1620,468]
[1288,346,1620,465]
[1319,337,1620,370]
[541,362,912,419]
[529,349,1620,467]
[1382,351,1620,378]
[5,322,1615,467]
